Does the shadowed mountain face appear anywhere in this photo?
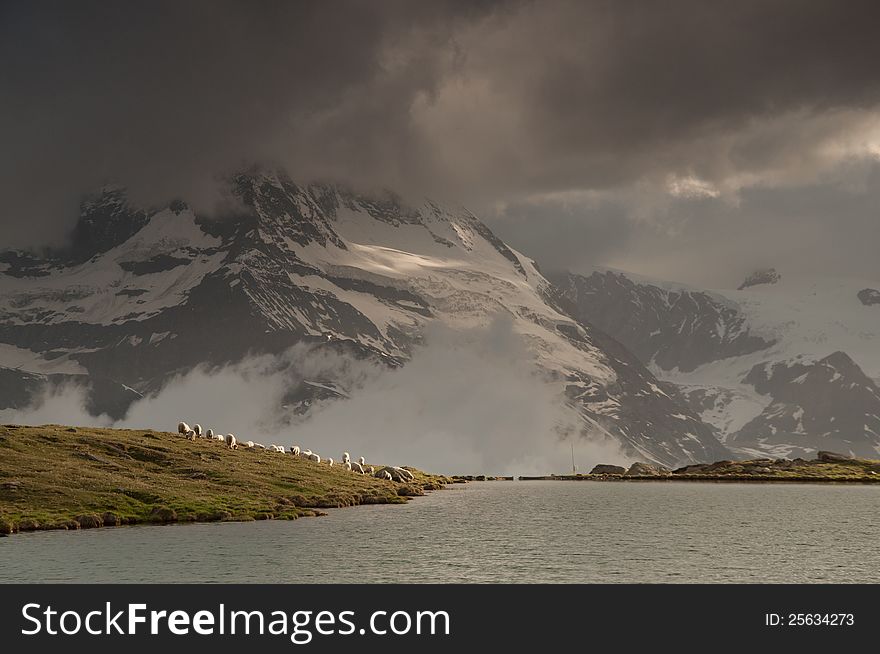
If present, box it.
[548,270,774,373]
[732,352,880,458]
[858,288,880,306]
[0,172,727,467]
[553,270,880,459]
[738,268,781,291]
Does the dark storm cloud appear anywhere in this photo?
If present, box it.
[483,196,633,276]
[413,0,880,198]
[493,157,880,289]
[0,0,506,247]
[617,159,880,288]
[2,0,879,283]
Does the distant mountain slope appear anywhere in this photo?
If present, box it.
[0,171,727,467]
[549,269,773,372]
[732,351,880,458]
[553,268,880,458]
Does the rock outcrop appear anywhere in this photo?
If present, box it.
[590,464,627,475]
[625,462,670,477]
[857,288,880,306]
[738,268,781,290]
[816,451,854,463]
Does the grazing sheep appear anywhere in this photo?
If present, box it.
[245,440,255,449]
[185,429,197,441]
[225,434,237,449]
[273,445,285,453]
[193,424,203,437]
[373,466,410,482]
[302,449,312,459]
[394,466,415,481]
[290,446,301,456]
[206,428,215,438]
[307,452,321,463]
[343,461,352,471]
[342,452,351,463]
[358,456,365,466]
[327,457,334,467]
[352,462,365,474]
[216,433,225,441]
[178,422,190,435]
[368,466,375,475]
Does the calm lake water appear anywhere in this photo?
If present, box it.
[2,481,878,583]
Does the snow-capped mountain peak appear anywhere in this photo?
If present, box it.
[554,267,880,458]
[0,171,728,467]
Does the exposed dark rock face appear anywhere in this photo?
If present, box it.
[550,270,773,373]
[731,352,880,458]
[858,288,880,306]
[550,268,880,460]
[68,187,150,265]
[738,268,781,290]
[119,255,191,275]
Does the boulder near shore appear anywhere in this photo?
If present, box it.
[590,464,627,475]
[625,462,671,477]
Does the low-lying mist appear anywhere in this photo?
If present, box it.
[1,318,628,475]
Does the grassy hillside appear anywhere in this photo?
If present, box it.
[522,454,880,482]
[0,424,450,535]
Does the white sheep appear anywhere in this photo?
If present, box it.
[342,452,351,463]
[358,456,365,466]
[394,466,415,481]
[373,466,408,482]
[185,429,197,441]
[368,466,375,475]
[307,452,321,463]
[245,440,255,449]
[178,422,190,435]
[343,461,352,471]
[225,434,237,449]
[206,428,215,438]
[216,433,225,441]
[274,445,285,453]
[193,424,203,437]
[352,462,365,474]
[301,449,312,459]
[290,446,301,456]
[327,457,334,467]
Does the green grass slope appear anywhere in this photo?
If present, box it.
[0,424,450,535]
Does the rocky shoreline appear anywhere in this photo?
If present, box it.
[520,451,880,483]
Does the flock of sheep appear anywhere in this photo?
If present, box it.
[176,422,416,482]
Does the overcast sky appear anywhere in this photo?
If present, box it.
[2,0,879,288]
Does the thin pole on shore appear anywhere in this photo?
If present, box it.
[571,440,577,475]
